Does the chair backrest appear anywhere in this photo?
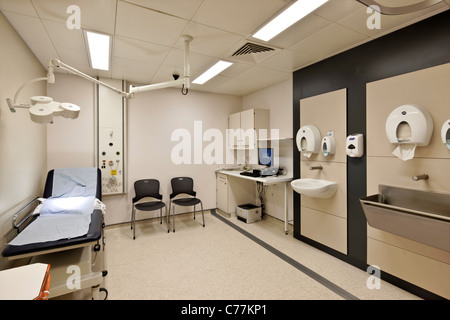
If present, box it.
[133,179,162,203]
[170,177,196,199]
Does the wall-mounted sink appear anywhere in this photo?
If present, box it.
[360,185,450,252]
[291,179,337,198]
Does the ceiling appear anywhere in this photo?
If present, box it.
[1,0,449,96]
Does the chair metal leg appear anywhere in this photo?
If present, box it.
[159,207,162,224]
[131,206,136,229]
[172,203,176,232]
[200,202,205,227]
[165,205,169,233]
[193,204,196,220]
[132,206,136,240]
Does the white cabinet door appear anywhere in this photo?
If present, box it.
[216,174,228,213]
[240,109,255,148]
[228,112,241,149]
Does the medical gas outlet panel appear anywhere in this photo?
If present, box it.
[96,78,127,195]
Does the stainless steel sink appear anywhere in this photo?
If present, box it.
[360,185,450,252]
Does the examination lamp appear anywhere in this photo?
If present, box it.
[7,35,194,124]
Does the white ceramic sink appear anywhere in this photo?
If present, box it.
[291,179,337,198]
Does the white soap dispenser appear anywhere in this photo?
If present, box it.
[346,134,364,157]
[442,119,450,150]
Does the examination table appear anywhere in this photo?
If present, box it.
[1,168,108,300]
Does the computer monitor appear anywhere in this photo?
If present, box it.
[258,148,273,167]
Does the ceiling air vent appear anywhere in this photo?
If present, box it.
[228,41,279,64]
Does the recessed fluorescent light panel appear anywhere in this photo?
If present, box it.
[86,31,111,71]
[253,0,329,41]
[192,61,233,85]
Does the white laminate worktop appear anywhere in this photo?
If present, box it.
[217,170,293,185]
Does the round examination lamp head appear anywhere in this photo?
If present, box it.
[29,103,53,123]
[28,96,81,123]
[31,96,53,105]
[60,102,81,119]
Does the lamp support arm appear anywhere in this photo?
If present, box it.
[50,59,133,99]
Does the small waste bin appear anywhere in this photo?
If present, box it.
[236,204,261,224]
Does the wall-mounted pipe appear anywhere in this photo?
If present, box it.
[412,174,429,181]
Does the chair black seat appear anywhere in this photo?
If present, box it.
[172,198,201,206]
[135,201,166,211]
[131,179,169,239]
[170,177,205,232]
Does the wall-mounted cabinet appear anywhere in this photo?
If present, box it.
[228,108,269,149]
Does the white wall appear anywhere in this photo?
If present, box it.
[242,78,294,223]
[0,13,47,269]
[46,73,96,169]
[46,75,242,225]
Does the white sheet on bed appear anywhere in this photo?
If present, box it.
[8,168,100,246]
[8,211,92,246]
[52,167,97,198]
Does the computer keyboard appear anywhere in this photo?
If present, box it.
[240,171,260,177]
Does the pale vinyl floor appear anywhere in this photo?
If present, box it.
[63,210,420,300]
[95,210,420,300]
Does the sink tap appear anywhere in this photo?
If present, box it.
[412,174,429,181]
[309,166,323,170]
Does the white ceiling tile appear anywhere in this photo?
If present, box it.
[289,23,369,63]
[215,66,291,96]
[258,49,307,73]
[111,57,159,84]
[114,36,170,65]
[176,22,244,58]
[2,11,52,45]
[42,20,85,50]
[219,62,253,78]
[161,48,217,73]
[116,1,189,46]
[32,0,117,34]
[192,0,294,36]
[123,0,204,20]
[56,46,89,68]
[0,0,38,17]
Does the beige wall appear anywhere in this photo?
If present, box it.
[0,13,47,269]
[242,78,294,223]
[366,63,450,298]
[46,75,242,225]
[299,89,347,254]
[46,73,96,169]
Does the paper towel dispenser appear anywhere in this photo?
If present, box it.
[385,104,433,146]
[296,125,321,157]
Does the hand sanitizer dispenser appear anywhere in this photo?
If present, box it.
[346,134,364,157]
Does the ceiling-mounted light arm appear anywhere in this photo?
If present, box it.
[129,35,193,95]
[356,0,444,15]
[50,58,133,99]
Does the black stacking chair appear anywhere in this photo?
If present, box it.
[169,177,205,232]
[131,179,168,239]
